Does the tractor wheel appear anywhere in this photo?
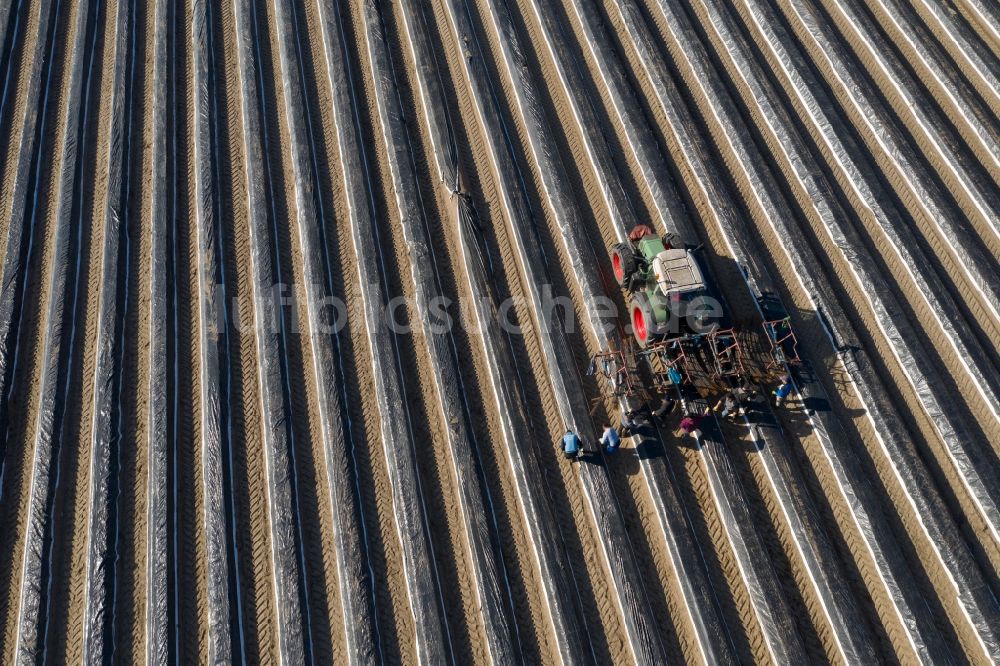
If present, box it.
[630,293,657,348]
[611,242,637,287]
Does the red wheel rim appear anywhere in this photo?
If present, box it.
[633,306,647,341]
[613,252,623,282]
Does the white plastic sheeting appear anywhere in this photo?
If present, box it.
[868,0,1000,170]
[83,0,133,658]
[317,0,455,662]
[626,0,1000,657]
[0,0,59,445]
[709,0,1000,659]
[362,0,522,661]
[14,0,94,660]
[819,0,1000,230]
[272,0,389,661]
[912,0,1000,103]
[782,0,1000,325]
[609,0,953,661]
[193,0,249,662]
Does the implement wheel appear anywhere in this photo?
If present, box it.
[611,242,638,287]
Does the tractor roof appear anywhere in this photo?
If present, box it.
[652,248,705,295]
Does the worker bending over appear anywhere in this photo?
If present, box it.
[600,424,620,454]
[561,431,582,460]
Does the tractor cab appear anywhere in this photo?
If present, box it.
[611,226,718,347]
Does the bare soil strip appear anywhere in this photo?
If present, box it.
[688,0,1000,562]
[0,0,61,446]
[632,0,1000,658]
[909,0,1000,101]
[228,0,313,659]
[864,0,1000,172]
[814,0,1000,246]
[192,0,254,660]
[953,0,1000,50]
[144,0,168,659]
[608,0,960,661]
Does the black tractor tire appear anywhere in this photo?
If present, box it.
[661,231,681,249]
[611,242,638,287]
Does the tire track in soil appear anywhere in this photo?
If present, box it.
[906,0,1000,107]
[144,0,169,659]
[218,0,311,657]
[387,1,578,659]
[172,1,209,661]
[0,0,37,240]
[503,2,748,662]
[0,0,72,651]
[724,0,1000,569]
[353,3,489,662]
[439,0,677,662]
[520,0,874,661]
[816,0,1000,235]
[301,0,414,659]
[772,0,1000,331]
[0,0,65,519]
[684,0,1000,580]
[0,0,25,171]
[468,8,688,662]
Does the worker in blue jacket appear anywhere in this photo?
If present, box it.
[560,431,582,460]
[773,375,794,408]
[600,424,621,454]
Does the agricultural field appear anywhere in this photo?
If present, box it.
[0,0,997,662]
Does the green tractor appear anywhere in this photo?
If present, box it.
[611,226,719,347]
